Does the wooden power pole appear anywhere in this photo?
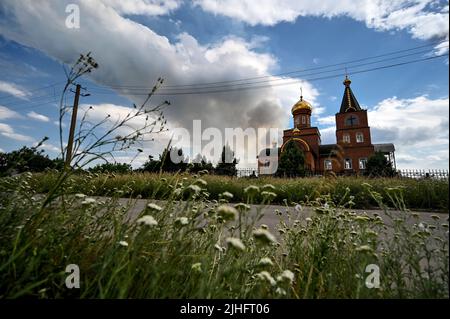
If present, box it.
[65,83,81,169]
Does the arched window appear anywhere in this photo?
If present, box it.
[343,134,350,143]
[345,115,359,126]
[356,132,364,143]
[344,158,352,169]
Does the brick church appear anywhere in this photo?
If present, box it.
[258,76,396,175]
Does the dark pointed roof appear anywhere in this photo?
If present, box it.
[339,76,362,113]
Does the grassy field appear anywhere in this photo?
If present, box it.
[0,171,448,298]
[30,171,449,211]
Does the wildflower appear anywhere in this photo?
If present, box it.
[214,243,224,252]
[217,205,238,221]
[187,184,202,194]
[235,203,251,211]
[191,262,202,273]
[81,198,96,205]
[418,222,426,231]
[262,184,276,191]
[118,241,128,247]
[258,257,274,267]
[136,215,158,227]
[220,191,234,199]
[175,217,189,226]
[431,215,440,221]
[305,217,313,223]
[244,185,260,195]
[275,287,287,296]
[194,178,208,187]
[261,191,277,200]
[294,204,302,212]
[256,271,276,286]
[366,230,378,237]
[147,203,162,211]
[260,224,269,230]
[355,245,373,253]
[225,237,245,252]
[75,193,86,199]
[277,270,295,284]
[253,228,277,245]
[354,215,370,222]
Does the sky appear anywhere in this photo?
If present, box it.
[0,0,448,170]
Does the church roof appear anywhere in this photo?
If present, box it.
[339,76,362,113]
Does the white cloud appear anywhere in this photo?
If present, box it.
[99,0,181,16]
[0,80,31,100]
[0,105,21,119]
[0,0,317,164]
[0,122,33,142]
[194,0,449,51]
[27,111,50,122]
[0,123,14,134]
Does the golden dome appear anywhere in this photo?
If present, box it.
[291,96,312,114]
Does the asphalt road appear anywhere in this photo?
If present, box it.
[113,197,448,239]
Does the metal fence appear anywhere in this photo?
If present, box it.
[237,168,449,179]
[397,169,449,180]
[236,168,258,177]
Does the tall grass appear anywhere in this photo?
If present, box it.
[29,171,449,210]
[0,172,448,298]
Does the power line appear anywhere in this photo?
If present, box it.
[88,53,448,96]
[90,46,447,93]
[101,39,448,89]
[0,81,64,103]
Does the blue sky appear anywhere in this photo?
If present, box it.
[0,0,448,169]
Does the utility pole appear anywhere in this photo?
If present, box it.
[65,83,81,169]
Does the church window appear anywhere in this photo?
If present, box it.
[302,116,306,124]
[294,116,300,126]
[359,158,367,169]
[345,115,359,126]
[356,132,364,143]
[324,159,332,170]
[344,158,352,169]
[343,134,350,143]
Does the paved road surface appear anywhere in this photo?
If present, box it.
[111,197,448,239]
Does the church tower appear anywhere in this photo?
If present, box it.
[292,93,312,129]
[335,76,374,173]
[281,89,321,171]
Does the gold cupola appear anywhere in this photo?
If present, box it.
[292,88,312,129]
[291,95,312,115]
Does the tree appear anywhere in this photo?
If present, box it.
[365,151,397,177]
[215,144,238,176]
[189,154,214,173]
[0,146,63,176]
[140,147,188,173]
[88,162,132,174]
[276,140,305,177]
